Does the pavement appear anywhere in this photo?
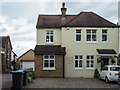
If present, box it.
[0,74,120,89]
[24,78,120,88]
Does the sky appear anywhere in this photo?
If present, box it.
[0,0,120,57]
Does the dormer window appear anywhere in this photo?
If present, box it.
[46,31,54,44]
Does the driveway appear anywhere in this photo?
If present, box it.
[24,78,120,88]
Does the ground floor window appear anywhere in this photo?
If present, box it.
[43,55,55,70]
[75,55,82,69]
[86,56,94,69]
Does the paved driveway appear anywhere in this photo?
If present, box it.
[24,78,120,88]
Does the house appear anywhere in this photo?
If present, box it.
[11,51,17,70]
[17,49,35,71]
[0,36,12,73]
[34,3,119,78]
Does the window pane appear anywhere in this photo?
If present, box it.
[50,55,54,59]
[44,56,49,59]
[87,30,91,33]
[79,60,82,67]
[76,30,81,33]
[75,56,78,59]
[50,60,54,67]
[79,56,82,59]
[102,30,107,33]
[50,36,53,42]
[91,63,93,67]
[87,35,91,41]
[102,35,107,41]
[87,56,89,59]
[76,35,81,41]
[46,36,49,42]
[87,60,89,67]
[91,56,94,59]
[92,35,96,41]
[75,60,78,67]
[50,31,53,34]
[92,30,96,33]
[44,60,49,67]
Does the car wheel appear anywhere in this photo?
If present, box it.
[105,77,109,83]
[99,74,101,80]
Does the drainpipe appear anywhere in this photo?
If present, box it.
[63,55,65,78]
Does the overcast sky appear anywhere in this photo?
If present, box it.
[0,0,120,57]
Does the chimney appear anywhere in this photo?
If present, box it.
[61,2,67,17]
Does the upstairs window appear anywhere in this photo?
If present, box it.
[86,30,97,42]
[46,31,53,44]
[75,55,82,69]
[76,30,81,42]
[102,30,107,42]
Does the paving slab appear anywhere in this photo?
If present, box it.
[24,78,120,88]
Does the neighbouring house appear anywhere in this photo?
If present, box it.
[11,51,17,70]
[34,3,119,78]
[17,49,35,71]
[0,36,12,73]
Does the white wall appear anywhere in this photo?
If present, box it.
[22,62,35,71]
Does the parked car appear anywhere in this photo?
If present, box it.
[99,65,120,83]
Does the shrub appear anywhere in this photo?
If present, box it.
[27,77,32,82]
[94,68,99,78]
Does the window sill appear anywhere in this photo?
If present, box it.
[86,68,95,70]
[46,42,54,45]
[75,68,83,70]
[102,41,108,43]
[75,41,82,43]
[86,41,97,44]
[43,68,56,71]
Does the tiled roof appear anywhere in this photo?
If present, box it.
[34,45,66,55]
[36,12,119,28]
[36,15,76,28]
[97,49,117,54]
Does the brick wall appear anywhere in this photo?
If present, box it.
[35,55,63,78]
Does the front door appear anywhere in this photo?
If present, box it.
[101,58,109,70]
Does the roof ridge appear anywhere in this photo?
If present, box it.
[62,12,82,26]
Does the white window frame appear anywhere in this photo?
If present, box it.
[46,30,54,44]
[76,29,81,43]
[75,55,83,69]
[7,49,9,61]
[43,55,55,70]
[86,56,94,70]
[102,29,107,43]
[86,30,97,43]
